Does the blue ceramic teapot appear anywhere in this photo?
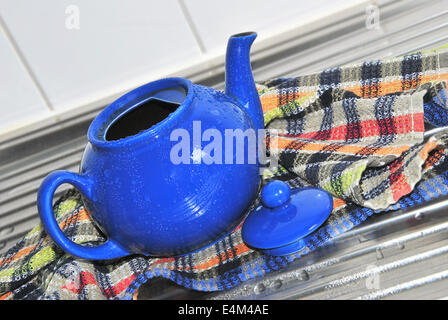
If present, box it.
[37,32,265,260]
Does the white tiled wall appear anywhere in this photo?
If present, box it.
[0,0,367,137]
[0,23,50,130]
[0,0,202,112]
[183,0,369,57]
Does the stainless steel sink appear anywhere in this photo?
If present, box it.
[1,0,448,299]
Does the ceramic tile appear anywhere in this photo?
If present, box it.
[0,0,202,111]
[183,0,367,56]
[0,26,49,132]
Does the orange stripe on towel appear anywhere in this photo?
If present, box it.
[260,73,448,112]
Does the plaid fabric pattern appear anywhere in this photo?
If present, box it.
[1,48,448,300]
[262,49,448,210]
[266,83,447,209]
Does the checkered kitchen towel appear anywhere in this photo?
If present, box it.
[1,47,448,300]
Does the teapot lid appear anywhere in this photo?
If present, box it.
[242,180,333,256]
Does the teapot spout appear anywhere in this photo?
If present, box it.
[225,32,264,131]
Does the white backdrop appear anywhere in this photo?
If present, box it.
[0,0,367,136]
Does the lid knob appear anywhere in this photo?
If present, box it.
[242,180,334,256]
[261,180,291,208]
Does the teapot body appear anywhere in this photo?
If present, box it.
[38,31,264,260]
[83,78,261,256]
[39,77,261,258]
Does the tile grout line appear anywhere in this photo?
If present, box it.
[177,0,207,55]
[0,14,54,112]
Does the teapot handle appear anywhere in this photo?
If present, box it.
[37,170,130,260]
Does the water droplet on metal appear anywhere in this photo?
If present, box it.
[376,248,384,260]
[271,279,282,290]
[298,270,310,281]
[0,227,14,236]
[358,235,369,243]
[415,212,424,220]
[254,283,266,294]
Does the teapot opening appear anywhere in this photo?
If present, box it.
[231,31,256,38]
[89,78,193,147]
[105,97,181,141]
